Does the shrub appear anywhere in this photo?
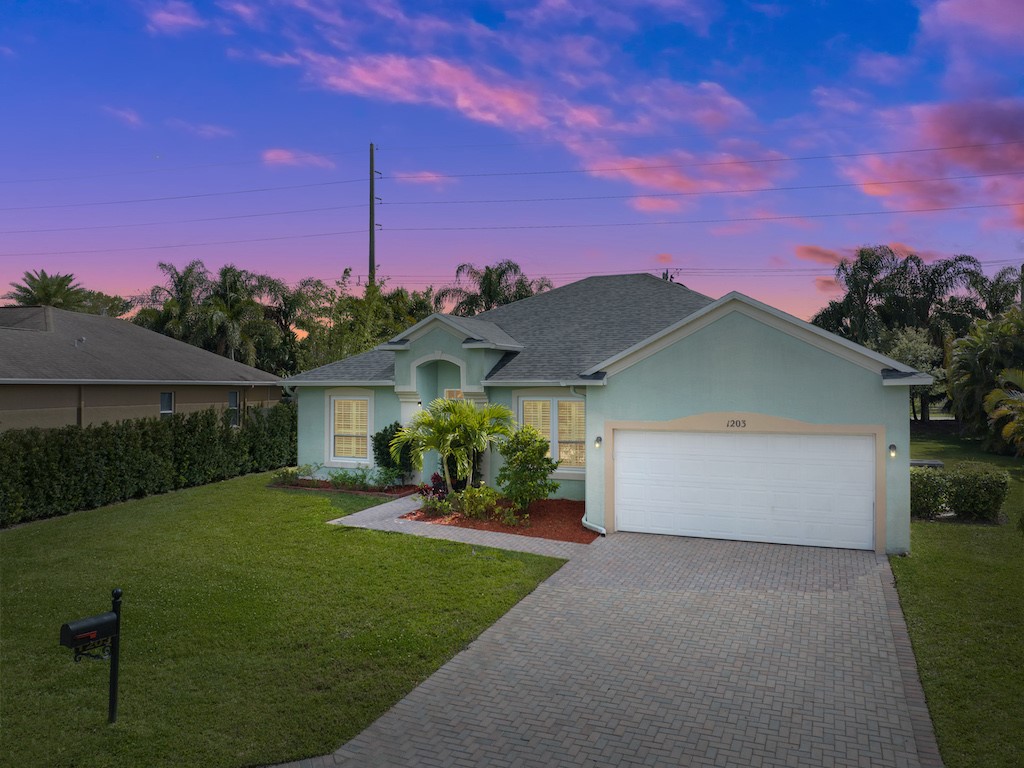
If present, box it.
[372,422,415,476]
[418,490,452,517]
[450,484,502,520]
[910,468,949,520]
[372,466,404,489]
[0,402,297,527]
[497,426,560,511]
[945,462,1010,522]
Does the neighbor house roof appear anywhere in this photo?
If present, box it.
[0,306,282,385]
[287,274,716,386]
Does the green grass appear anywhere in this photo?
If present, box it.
[894,434,1023,768]
[0,474,564,768]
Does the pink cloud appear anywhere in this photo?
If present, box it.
[811,86,866,115]
[509,0,716,34]
[393,170,452,186]
[299,51,551,132]
[855,51,910,84]
[920,0,1024,49]
[145,1,206,35]
[655,253,674,265]
[167,118,234,138]
[217,1,260,25]
[628,79,752,133]
[102,106,143,128]
[794,245,848,265]
[842,99,1024,227]
[261,148,336,169]
[815,276,841,294]
[0,46,15,58]
[631,197,682,213]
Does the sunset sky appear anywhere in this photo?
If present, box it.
[2,0,1022,319]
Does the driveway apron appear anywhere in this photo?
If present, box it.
[277,513,940,768]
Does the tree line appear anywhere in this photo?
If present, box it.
[2,259,552,376]
[811,245,1023,452]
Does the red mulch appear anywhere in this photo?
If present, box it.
[401,498,598,544]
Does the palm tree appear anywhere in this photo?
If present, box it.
[966,266,1021,320]
[390,398,514,493]
[984,369,1024,455]
[203,265,280,364]
[4,269,87,309]
[434,260,552,316]
[135,260,212,343]
[830,246,902,345]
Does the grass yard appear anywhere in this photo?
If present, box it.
[0,473,564,768]
[894,433,1023,768]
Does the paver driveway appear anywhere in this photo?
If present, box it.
[278,505,941,768]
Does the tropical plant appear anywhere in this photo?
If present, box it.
[4,269,88,309]
[947,307,1024,446]
[883,327,944,421]
[966,265,1021,320]
[372,422,415,476]
[390,398,514,493]
[434,260,552,317]
[496,425,560,511]
[983,369,1024,455]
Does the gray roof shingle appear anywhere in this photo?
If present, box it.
[0,306,281,384]
[287,274,714,386]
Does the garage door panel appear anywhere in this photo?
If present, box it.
[614,431,875,550]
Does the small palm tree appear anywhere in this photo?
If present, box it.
[390,398,514,493]
[984,369,1024,455]
[4,269,87,309]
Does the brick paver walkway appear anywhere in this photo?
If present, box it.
[272,501,942,768]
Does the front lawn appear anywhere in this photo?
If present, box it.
[0,473,564,768]
[894,434,1023,768]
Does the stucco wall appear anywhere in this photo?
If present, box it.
[0,383,280,431]
[584,311,911,552]
[297,386,401,474]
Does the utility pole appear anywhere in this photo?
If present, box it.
[369,142,381,286]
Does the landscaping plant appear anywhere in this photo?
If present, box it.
[909,467,949,520]
[497,425,560,515]
[944,461,1010,522]
[390,398,514,493]
[450,484,503,520]
[372,421,415,478]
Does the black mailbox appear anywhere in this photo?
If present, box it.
[60,611,118,650]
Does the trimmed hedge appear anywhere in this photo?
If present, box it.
[0,402,296,527]
[945,461,1010,522]
[910,467,949,520]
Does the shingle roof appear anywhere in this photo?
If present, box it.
[287,274,715,386]
[0,306,282,384]
[477,274,714,381]
[286,348,395,383]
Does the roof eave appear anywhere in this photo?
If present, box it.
[0,378,282,386]
[283,379,395,388]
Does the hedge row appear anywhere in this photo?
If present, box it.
[910,462,1010,522]
[0,402,297,527]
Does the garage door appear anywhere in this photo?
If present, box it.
[614,431,875,550]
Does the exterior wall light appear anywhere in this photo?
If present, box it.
[889,444,897,458]
[594,436,603,449]
[416,400,422,408]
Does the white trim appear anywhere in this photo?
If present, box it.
[325,389,374,467]
[883,374,934,386]
[408,352,468,395]
[583,292,924,380]
[517,392,587,472]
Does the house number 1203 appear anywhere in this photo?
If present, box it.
[726,419,747,428]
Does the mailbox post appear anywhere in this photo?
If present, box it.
[60,588,122,724]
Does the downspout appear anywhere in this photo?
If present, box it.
[569,386,607,536]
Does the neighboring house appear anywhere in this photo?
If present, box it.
[0,305,282,430]
[286,274,931,554]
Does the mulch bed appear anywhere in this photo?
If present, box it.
[401,498,599,544]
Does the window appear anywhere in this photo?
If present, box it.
[443,389,464,400]
[521,398,585,469]
[159,392,174,420]
[332,398,369,460]
[227,391,240,427]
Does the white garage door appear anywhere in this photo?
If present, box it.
[614,431,875,550]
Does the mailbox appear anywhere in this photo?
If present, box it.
[60,611,118,650]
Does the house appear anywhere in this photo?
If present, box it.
[0,305,282,430]
[286,274,931,554]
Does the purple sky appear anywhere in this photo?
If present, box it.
[2,0,1022,320]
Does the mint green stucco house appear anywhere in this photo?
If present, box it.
[286,274,930,554]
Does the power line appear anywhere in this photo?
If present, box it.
[385,201,1024,232]
[0,229,365,258]
[383,170,1024,206]
[0,204,367,235]
[382,141,1024,181]
[0,178,365,212]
